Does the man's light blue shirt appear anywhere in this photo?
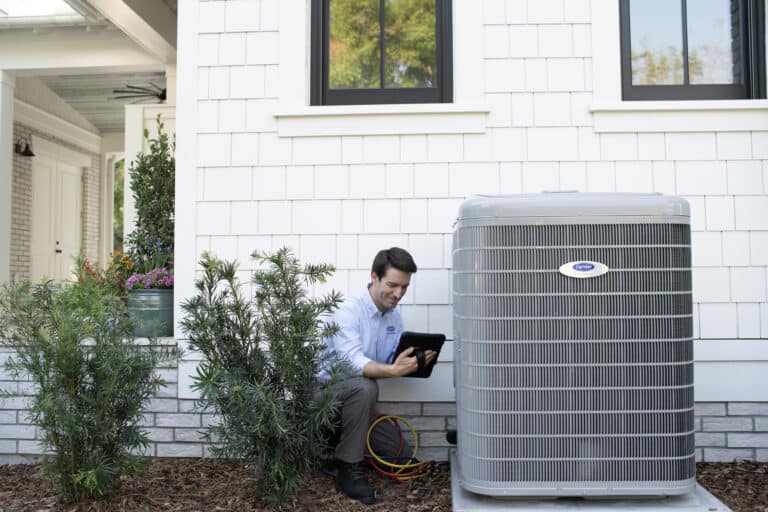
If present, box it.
[320,287,403,380]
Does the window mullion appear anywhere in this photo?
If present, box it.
[380,0,385,90]
[681,0,690,85]
[746,0,766,98]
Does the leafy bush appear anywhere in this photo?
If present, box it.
[81,250,134,299]
[0,260,179,502]
[180,248,343,506]
[125,115,175,274]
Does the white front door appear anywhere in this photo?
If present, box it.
[55,161,82,280]
[31,155,82,283]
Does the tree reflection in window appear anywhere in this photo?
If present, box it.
[621,0,763,100]
[630,0,738,86]
[329,0,436,90]
[312,0,451,104]
[384,0,436,88]
[329,0,380,89]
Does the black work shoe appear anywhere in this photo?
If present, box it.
[335,460,375,504]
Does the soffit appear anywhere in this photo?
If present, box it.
[40,71,166,132]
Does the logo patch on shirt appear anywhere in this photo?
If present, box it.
[386,326,396,334]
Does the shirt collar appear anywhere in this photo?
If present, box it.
[362,284,387,318]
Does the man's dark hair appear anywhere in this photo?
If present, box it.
[371,247,417,279]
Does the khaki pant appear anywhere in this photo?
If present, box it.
[330,376,412,464]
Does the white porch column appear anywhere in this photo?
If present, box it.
[0,70,15,284]
[165,64,176,106]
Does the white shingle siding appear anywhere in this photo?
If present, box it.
[737,304,762,338]
[526,0,564,24]
[8,0,767,463]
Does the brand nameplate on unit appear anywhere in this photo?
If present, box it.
[559,261,609,279]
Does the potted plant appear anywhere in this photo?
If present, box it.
[125,115,175,337]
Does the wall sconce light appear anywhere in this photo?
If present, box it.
[14,140,35,157]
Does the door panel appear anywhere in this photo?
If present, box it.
[30,156,56,283]
[56,162,82,281]
[30,153,82,283]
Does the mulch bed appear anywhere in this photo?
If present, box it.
[0,459,765,511]
[0,458,451,511]
[698,462,768,512]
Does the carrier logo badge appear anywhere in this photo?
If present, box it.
[559,260,609,279]
[386,326,396,334]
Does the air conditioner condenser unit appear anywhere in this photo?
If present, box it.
[452,192,695,497]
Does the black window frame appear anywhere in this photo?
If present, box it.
[619,0,766,100]
[310,0,453,105]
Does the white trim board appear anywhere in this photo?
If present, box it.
[695,362,768,402]
[80,0,176,64]
[100,151,124,264]
[173,0,198,339]
[31,136,92,168]
[0,29,161,71]
[15,99,101,154]
[695,340,768,361]
[275,105,489,137]
[125,103,177,121]
[591,102,768,133]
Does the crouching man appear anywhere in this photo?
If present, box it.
[319,247,436,504]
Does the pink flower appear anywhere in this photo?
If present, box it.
[126,267,174,290]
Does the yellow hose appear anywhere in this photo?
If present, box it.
[365,414,431,481]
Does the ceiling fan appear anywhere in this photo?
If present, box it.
[112,83,166,103]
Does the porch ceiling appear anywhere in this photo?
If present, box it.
[39,71,166,133]
[161,0,176,15]
[0,0,174,134]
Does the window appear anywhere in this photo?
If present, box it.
[310,0,452,105]
[619,0,765,100]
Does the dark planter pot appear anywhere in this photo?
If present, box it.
[128,288,174,338]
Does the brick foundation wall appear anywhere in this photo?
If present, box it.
[695,402,768,463]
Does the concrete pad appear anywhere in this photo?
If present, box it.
[450,451,731,512]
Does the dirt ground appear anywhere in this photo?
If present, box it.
[0,459,765,511]
[697,462,768,512]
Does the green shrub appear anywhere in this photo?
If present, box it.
[126,115,175,274]
[180,248,344,506]
[0,261,179,502]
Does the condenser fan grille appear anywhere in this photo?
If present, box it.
[461,410,695,436]
[456,223,691,247]
[468,459,694,484]
[453,196,695,496]
[454,270,692,294]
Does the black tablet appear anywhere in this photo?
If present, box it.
[393,331,446,378]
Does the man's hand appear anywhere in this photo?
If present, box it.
[363,347,438,378]
[391,346,418,376]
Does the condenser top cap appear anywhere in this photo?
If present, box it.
[457,192,690,221]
